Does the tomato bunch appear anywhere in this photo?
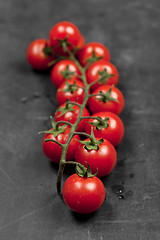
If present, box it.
[27,21,125,214]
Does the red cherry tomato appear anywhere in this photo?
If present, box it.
[56,79,85,105]
[86,59,119,91]
[77,34,85,49]
[26,39,55,70]
[55,103,90,132]
[42,127,80,163]
[88,84,125,115]
[50,59,81,88]
[49,21,81,55]
[75,138,117,177]
[77,42,111,67]
[85,112,124,146]
[63,173,106,214]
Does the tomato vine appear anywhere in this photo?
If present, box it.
[27,21,125,214]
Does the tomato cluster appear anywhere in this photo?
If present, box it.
[27,21,125,215]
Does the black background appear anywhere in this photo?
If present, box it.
[0,0,160,239]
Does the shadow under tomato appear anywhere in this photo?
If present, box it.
[64,163,76,175]
[71,211,96,222]
[49,161,59,171]
[33,68,51,75]
[71,199,114,222]
[49,161,76,175]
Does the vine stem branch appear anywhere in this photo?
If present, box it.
[56,121,73,127]
[80,116,104,123]
[56,46,107,194]
[68,83,85,90]
[45,139,64,148]
[88,93,104,98]
[56,49,90,194]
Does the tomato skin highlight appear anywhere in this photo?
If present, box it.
[55,103,90,132]
[26,39,55,70]
[77,42,111,67]
[63,173,106,214]
[56,79,85,105]
[42,128,80,163]
[86,59,119,91]
[75,138,117,177]
[50,59,81,88]
[85,112,124,146]
[88,84,125,115]
[49,21,81,55]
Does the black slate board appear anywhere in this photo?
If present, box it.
[0,0,160,239]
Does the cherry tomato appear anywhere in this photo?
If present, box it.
[49,21,81,55]
[77,34,85,49]
[63,173,105,214]
[56,79,85,105]
[77,42,111,67]
[55,103,90,132]
[27,39,55,70]
[50,59,81,88]
[88,84,125,115]
[75,138,117,177]
[42,127,80,163]
[85,112,124,146]
[86,59,119,91]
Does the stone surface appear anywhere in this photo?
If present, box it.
[0,0,160,239]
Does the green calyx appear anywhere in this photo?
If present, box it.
[76,163,97,178]
[77,128,104,150]
[61,65,75,80]
[87,50,102,65]
[57,37,72,52]
[39,117,67,137]
[43,44,54,56]
[98,87,118,103]
[63,80,78,93]
[88,117,109,130]
[98,69,114,84]
[56,101,74,117]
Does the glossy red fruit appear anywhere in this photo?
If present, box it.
[63,173,106,214]
[56,79,85,105]
[77,42,111,67]
[85,112,124,146]
[75,138,117,177]
[50,59,81,88]
[86,60,119,91]
[88,84,125,115]
[42,127,80,163]
[27,39,55,70]
[49,21,81,55]
[55,103,90,132]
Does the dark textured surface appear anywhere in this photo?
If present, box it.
[0,0,160,239]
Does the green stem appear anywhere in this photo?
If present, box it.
[64,161,84,168]
[45,139,63,147]
[66,101,81,108]
[88,93,103,98]
[56,121,73,127]
[73,131,91,138]
[71,84,85,90]
[56,159,65,192]
[88,76,106,87]
[74,75,83,80]
[74,131,98,147]
[80,116,104,124]
[56,49,90,194]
